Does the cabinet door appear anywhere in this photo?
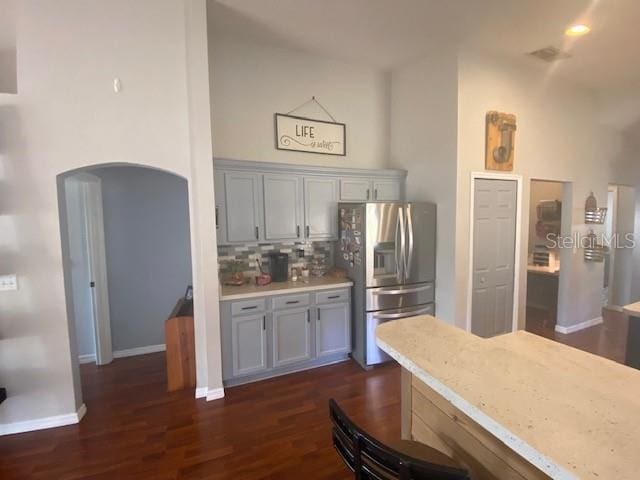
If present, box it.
[273,308,312,367]
[214,171,227,244]
[224,172,263,242]
[231,313,268,377]
[372,180,402,201]
[316,303,351,357]
[304,177,339,240]
[263,174,303,241]
[339,179,371,201]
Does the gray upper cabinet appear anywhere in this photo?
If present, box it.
[263,174,303,241]
[224,171,263,243]
[272,307,312,367]
[340,179,371,201]
[372,180,402,201]
[316,302,350,357]
[231,313,268,377]
[304,177,338,240]
[213,160,406,245]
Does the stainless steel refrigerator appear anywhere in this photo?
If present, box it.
[338,202,436,368]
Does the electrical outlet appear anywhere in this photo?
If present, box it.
[0,274,18,291]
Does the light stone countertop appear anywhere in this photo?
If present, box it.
[376,315,640,480]
[623,301,640,317]
[219,276,353,301]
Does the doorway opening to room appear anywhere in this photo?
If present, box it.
[524,179,569,336]
[603,184,636,311]
[58,164,194,405]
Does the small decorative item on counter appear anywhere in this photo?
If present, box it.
[255,259,272,286]
[291,267,299,282]
[328,267,347,279]
[301,266,310,278]
[310,258,329,277]
[223,260,246,286]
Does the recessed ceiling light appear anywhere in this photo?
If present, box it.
[565,24,591,36]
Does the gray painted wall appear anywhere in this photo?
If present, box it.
[92,166,192,352]
[64,175,97,357]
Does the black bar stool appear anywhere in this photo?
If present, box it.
[329,399,470,480]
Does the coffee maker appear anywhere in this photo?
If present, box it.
[269,252,289,282]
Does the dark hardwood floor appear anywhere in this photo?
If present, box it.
[0,356,400,480]
[1,309,630,479]
[525,306,628,364]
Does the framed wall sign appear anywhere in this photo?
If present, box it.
[275,113,346,156]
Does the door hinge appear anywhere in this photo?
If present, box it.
[89,281,95,288]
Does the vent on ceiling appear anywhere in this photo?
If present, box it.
[528,46,571,62]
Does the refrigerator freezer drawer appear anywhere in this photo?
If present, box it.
[366,303,435,365]
[365,282,434,312]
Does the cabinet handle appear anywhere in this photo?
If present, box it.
[307,310,310,323]
[215,206,219,230]
[296,225,300,238]
[374,189,378,200]
[241,305,258,310]
[263,316,266,330]
[285,300,299,305]
[328,295,340,299]
[305,225,310,237]
[366,189,370,200]
[318,308,321,321]
[255,226,259,239]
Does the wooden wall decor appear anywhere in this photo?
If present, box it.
[485,111,516,171]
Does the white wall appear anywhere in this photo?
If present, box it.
[455,51,625,331]
[389,51,459,324]
[209,34,390,169]
[0,0,220,430]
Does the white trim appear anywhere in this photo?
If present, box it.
[112,343,166,359]
[0,403,87,436]
[466,171,523,335]
[206,387,225,401]
[78,354,96,364]
[195,387,208,399]
[555,317,603,334]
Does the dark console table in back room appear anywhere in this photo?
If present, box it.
[623,302,640,369]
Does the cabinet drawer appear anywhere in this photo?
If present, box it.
[272,293,310,310]
[316,289,350,305]
[231,298,266,316]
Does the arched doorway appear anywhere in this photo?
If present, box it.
[58,163,193,408]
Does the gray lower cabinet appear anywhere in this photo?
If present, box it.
[221,288,352,385]
[231,313,268,377]
[316,302,350,357]
[272,307,312,367]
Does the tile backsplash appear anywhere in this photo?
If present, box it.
[217,241,334,280]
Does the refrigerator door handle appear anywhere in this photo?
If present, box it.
[395,207,405,282]
[405,204,414,279]
[371,284,432,295]
[398,206,406,282]
[369,306,433,320]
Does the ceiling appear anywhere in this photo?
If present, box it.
[209,0,640,98]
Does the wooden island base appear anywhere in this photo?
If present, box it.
[401,368,548,480]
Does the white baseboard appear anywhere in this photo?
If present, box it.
[0,403,87,436]
[78,354,96,364]
[555,316,603,334]
[113,344,166,359]
[206,387,225,402]
[195,387,208,399]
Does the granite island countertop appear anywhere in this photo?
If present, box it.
[376,315,640,480]
[219,276,353,301]
[623,301,640,317]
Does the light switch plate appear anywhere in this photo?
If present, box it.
[0,274,18,291]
